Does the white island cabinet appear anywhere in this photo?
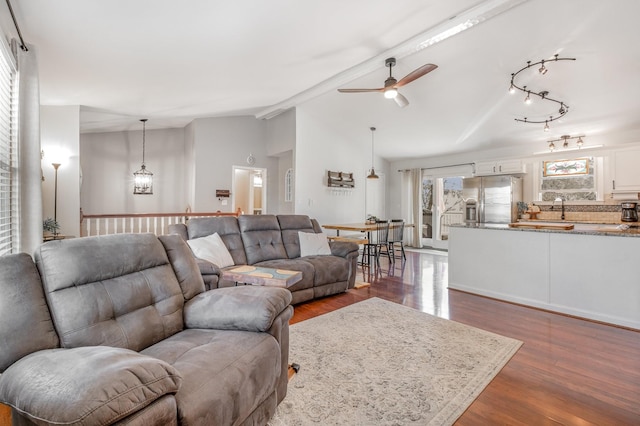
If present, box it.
[449,225,640,330]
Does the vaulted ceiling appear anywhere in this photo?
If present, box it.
[2,0,639,160]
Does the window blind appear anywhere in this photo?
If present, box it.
[0,37,18,256]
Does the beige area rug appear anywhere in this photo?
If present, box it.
[269,297,522,425]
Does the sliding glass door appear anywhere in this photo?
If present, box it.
[421,174,464,250]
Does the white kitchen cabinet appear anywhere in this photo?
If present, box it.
[475,159,525,176]
[612,148,640,192]
[449,225,640,330]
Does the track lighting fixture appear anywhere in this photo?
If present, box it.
[509,54,576,129]
[546,134,586,152]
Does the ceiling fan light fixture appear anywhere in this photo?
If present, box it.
[384,88,398,99]
[337,57,436,108]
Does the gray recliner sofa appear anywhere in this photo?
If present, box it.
[169,214,360,304]
[0,233,293,425]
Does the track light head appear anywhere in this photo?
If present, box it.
[539,60,548,75]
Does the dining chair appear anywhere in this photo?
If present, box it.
[386,219,406,262]
[364,220,390,268]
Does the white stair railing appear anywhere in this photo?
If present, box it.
[80,208,243,237]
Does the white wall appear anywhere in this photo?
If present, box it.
[41,106,81,237]
[80,127,187,214]
[190,116,277,213]
[266,108,295,156]
[294,105,387,228]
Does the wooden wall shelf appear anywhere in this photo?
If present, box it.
[327,171,354,188]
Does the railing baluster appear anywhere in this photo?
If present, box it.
[79,208,242,237]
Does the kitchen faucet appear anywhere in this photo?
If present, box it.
[553,197,565,220]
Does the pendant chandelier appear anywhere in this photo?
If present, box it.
[133,118,153,195]
[367,126,379,179]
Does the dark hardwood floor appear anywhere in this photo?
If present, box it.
[291,249,640,425]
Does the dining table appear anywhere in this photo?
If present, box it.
[322,222,412,276]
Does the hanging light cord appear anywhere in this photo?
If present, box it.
[141,119,147,166]
[5,0,28,51]
[370,127,376,166]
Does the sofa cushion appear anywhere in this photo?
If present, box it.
[34,234,185,351]
[238,215,288,264]
[184,286,292,332]
[0,346,181,426]
[298,231,331,257]
[277,215,316,258]
[186,232,235,268]
[159,234,206,300]
[187,217,248,265]
[140,329,280,425]
[0,253,59,373]
[298,255,350,286]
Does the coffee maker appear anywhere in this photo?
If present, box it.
[621,202,638,222]
[464,199,477,224]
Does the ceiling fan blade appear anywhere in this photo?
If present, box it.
[395,64,438,88]
[338,88,384,93]
[394,93,409,108]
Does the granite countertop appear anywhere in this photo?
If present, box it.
[450,222,640,237]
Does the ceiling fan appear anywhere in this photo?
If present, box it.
[338,57,438,107]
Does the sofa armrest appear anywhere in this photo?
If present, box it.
[328,240,360,258]
[184,286,292,332]
[0,346,181,426]
[197,258,221,276]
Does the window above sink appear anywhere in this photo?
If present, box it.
[534,156,604,203]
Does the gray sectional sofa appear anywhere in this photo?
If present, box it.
[0,233,293,425]
[169,214,360,304]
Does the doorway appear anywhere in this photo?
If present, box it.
[421,174,464,250]
[232,166,267,215]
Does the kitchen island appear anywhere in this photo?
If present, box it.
[449,223,640,330]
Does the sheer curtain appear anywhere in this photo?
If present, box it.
[15,41,43,255]
[401,168,423,248]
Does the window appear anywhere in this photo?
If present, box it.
[0,39,18,255]
[540,157,598,201]
[284,168,293,202]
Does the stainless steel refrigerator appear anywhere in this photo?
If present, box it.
[462,176,523,223]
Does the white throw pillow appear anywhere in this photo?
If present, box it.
[298,231,332,257]
[187,232,234,268]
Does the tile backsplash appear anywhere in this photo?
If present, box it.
[530,200,635,224]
